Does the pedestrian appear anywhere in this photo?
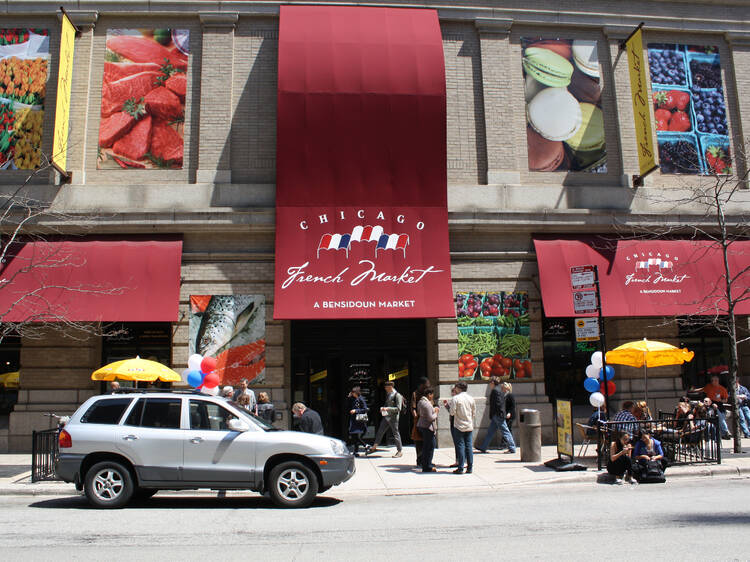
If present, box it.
[221,385,234,399]
[498,382,516,451]
[257,391,275,424]
[369,381,404,458]
[449,381,476,474]
[476,376,515,453]
[416,386,439,472]
[347,386,369,456]
[607,431,634,484]
[411,377,429,469]
[237,393,252,411]
[292,402,324,435]
[734,381,750,438]
[233,378,257,414]
[109,381,120,394]
[443,385,460,467]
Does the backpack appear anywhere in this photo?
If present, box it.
[397,392,408,415]
[633,459,666,484]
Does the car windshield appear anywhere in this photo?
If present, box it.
[226,400,279,431]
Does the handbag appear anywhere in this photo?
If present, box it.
[355,413,368,422]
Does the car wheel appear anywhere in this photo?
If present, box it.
[84,461,134,508]
[268,461,318,508]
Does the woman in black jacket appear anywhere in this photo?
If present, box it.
[347,386,369,456]
[499,382,516,451]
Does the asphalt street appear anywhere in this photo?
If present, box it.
[1,477,748,561]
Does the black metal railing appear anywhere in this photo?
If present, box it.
[597,416,721,470]
[31,428,60,482]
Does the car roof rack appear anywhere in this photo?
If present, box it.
[111,388,206,395]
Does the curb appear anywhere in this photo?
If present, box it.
[1,463,747,498]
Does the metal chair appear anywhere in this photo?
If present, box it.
[575,423,594,457]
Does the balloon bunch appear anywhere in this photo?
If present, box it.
[583,351,616,408]
[183,353,219,395]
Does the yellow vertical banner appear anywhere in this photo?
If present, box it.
[625,28,658,177]
[556,399,573,458]
[52,12,76,175]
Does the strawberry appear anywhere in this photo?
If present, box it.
[653,90,676,110]
[654,108,672,122]
[656,117,669,131]
[668,111,691,132]
[671,90,690,111]
[706,145,731,174]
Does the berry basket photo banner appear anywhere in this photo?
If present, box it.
[274,6,454,319]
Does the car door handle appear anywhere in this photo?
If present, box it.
[122,435,139,441]
[190,437,204,444]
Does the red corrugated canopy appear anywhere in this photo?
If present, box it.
[0,236,182,322]
[533,238,750,317]
[274,5,454,319]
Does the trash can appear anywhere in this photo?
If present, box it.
[519,409,542,462]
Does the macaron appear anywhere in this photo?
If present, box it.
[564,103,605,152]
[568,68,602,104]
[526,127,564,171]
[527,87,582,141]
[524,74,547,103]
[572,40,600,78]
[525,39,572,60]
[523,47,574,88]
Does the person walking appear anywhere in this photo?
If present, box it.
[411,377,429,469]
[476,376,515,454]
[443,385,461,468]
[233,378,257,414]
[369,381,404,457]
[734,381,750,438]
[347,386,370,456]
[416,386,439,472]
[292,402,324,435]
[449,381,476,474]
[256,391,275,424]
[498,382,516,452]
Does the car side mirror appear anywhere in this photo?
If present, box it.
[228,418,250,432]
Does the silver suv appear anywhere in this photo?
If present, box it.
[55,392,354,508]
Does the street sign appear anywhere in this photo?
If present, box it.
[570,265,596,289]
[575,317,600,341]
[572,290,598,314]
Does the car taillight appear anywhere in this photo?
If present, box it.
[58,429,72,448]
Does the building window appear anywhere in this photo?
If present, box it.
[679,323,730,389]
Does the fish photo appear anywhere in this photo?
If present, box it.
[189,294,266,386]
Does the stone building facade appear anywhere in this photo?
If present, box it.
[1,0,749,452]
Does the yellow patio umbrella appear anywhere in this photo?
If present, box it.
[91,356,182,383]
[606,338,694,402]
[0,371,19,388]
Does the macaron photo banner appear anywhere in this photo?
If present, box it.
[521,37,607,174]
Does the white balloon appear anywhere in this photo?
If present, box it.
[585,364,600,379]
[591,351,603,369]
[589,392,605,408]
[188,353,203,371]
[202,385,219,396]
[181,368,191,383]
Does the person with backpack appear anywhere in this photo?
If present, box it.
[632,428,667,482]
[369,380,404,457]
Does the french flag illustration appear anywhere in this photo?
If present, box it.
[317,225,409,259]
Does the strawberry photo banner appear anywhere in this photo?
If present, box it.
[274,6,454,319]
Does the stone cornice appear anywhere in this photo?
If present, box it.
[199,11,239,28]
[474,18,513,36]
[56,10,99,31]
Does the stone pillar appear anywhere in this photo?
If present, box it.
[724,33,750,186]
[196,12,238,184]
[475,18,516,185]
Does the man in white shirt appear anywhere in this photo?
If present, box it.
[233,378,257,412]
[449,381,476,474]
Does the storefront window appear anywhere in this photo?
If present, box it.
[0,336,20,415]
[542,318,598,405]
[679,323,730,389]
[101,323,172,391]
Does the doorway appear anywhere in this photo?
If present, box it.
[291,319,427,440]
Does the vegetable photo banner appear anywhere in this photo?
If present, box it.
[456,292,532,381]
[273,6,454,319]
[189,295,266,386]
[97,29,189,169]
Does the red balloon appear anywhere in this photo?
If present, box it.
[200,356,217,374]
[600,380,616,395]
[202,373,220,389]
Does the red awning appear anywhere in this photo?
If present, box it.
[273,6,454,319]
[533,238,750,317]
[0,236,182,322]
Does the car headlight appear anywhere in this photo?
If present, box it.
[330,439,349,456]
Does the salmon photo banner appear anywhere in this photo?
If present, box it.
[274,6,454,319]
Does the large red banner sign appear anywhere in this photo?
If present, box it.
[534,238,750,317]
[274,6,454,319]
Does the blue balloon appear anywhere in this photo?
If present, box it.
[600,366,615,381]
[584,378,600,393]
[187,369,203,387]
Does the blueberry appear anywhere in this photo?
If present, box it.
[717,124,726,133]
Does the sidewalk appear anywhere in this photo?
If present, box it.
[2,442,749,498]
